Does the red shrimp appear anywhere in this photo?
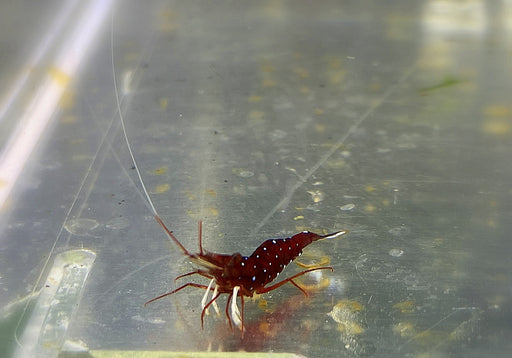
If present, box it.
[144,216,347,333]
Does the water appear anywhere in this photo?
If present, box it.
[1,1,511,357]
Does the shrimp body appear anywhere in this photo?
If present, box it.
[145,222,347,333]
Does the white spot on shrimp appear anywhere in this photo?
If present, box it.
[253,265,257,269]
[288,246,292,250]
[241,262,245,267]
[256,254,260,259]
[275,254,278,259]
[272,240,277,244]
[263,269,267,273]
[263,247,267,251]
[269,262,272,266]
[252,276,256,281]
[279,247,283,251]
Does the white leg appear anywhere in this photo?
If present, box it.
[201,278,215,315]
[230,286,242,328]
[211,284,221,316]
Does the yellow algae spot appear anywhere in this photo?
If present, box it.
[392,300,415,313]
[262,0,286,19]
[381,198,391,207]
[414,330,448,347]
[72,154,93,161]
[364,204,376,213]
[69,138,84,145]
[232,185,246,195]
[384,15,413,41]
[205,189,217,197]
[365,185,376,193]
[299,86,310,94]
[328,300,365,334]
[186,208,218,219]
[249,110,265,120]
[315,123,326,133]
[154,183,170,194]
[327,56,343,69]
[307,190,324,203]
[59,89,74,109]
[261,64,275,73]
[393,114,412,124]
[293,66,310,79]
[258,321,273,336]
[61,115,77,124]
[185,209,199,218]
[434,236,445,244]
[248,95,262,103]
[49,67,71,87]
[159,98,168,111]
[337,300,364,312]
[490,273,508,282]
[0,179,7,188]
[338,321,365,335]
[314,108,324,115]
[369,82,382,91]
[185,190,196,200]
[153,166,167,175]
[123,51,138,63]
[159,9,176,32]
[483,105,512,117]
[325,158,345,169]
[258,299,268,309]
[328,301,364,320]
[487,218,497,228]
[482,104,512,136]
[293,215,304,221]
[489,200,497,207]
[328,69,346,85]
[393,322,416,337]
[482,118,511,136]
[173,318,185,333]
[262,79,277,87]
[487,294,506,307]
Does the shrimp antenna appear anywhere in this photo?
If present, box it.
[110,14,189,255]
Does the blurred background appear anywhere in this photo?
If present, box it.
[1,0,511,357]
